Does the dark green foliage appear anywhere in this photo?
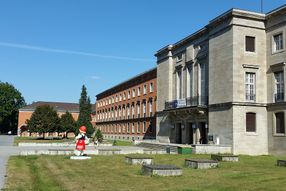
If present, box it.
[59,111,76,138]
[0,82,26,134]
[95,129,103,143]
[27,105,60,138]
[77,85,94,137]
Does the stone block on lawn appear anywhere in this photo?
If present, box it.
[125,156,153,165]
[185,159,218,169]
[142,164,182,176]
[277,160,286,167]
[70,156,91,160]
[211,154,239,162]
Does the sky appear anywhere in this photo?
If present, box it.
[0,0,285,104]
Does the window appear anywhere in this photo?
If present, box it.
[137,122,140,133]
[274,71,284,102]
[149,83,153,93]
[122,106,125,117]
[149,101,152,117]
[123,93,126,100]
[132,89,135,97]
[246,113,256,132]
[245,36,255,52]
[273,33,283,52]
[143,102,146,117]
[127,123,130,133]
[176,69,183,99]
[187,66,193,98]
[137,103,140,118]
[143,84,147,94]
[176,54,182,62]
[200,63,207,104]
[137,87,140,96]
[131,105,135,118]
[128,91,131,99]
[132,123,135,133]
[245,73,256,101]
[115,95,118,102]
[275,112,285,134]
[127,106,130,118]
[143,122,146,133]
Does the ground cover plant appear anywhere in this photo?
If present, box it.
[4,154,286,191]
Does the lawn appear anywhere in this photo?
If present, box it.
[4,154,286,191]
[14,137,74,146]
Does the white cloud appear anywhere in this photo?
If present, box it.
[0,42,155,62]
[90,75,101,80]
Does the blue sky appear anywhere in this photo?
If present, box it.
[0,0,285,104]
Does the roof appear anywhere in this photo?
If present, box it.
[19,101,81,113]
[96,67,156,99]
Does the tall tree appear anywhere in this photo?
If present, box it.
[27,105,60,139]
[59,111,76,138]
[0,82,26,134]
[77,85,94,137]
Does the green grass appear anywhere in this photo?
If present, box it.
[4,154,286,191]
[14,137,74,146]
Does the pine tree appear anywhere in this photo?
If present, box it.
[59,111,76,138]
[27,105,60,139]
[77,85,94,137]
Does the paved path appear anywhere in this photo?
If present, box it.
[0,135,15,190]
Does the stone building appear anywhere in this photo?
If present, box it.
[95,68,156,141]
[155,5,286,155]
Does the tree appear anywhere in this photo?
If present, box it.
[77,85,94,137]
[59,111,76,138]
[95,129,103,143]
[0,82,26,134]
[27,105,60,139]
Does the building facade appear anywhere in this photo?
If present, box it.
[96,68,156,141]
[18,101,80,137]
[156,5,286,155]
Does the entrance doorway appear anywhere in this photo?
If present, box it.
[199,122,208,144]
[188,123,194,144]
[175,123,182,144]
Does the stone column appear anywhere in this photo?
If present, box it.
[192,123,197,144]
[196,123,201,144]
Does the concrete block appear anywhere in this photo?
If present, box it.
[185,159,218,169]
[142,164,182,176]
